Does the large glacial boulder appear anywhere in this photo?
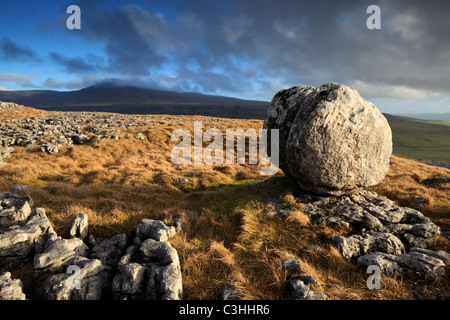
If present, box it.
[264,83,392,195]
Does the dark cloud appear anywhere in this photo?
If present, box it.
[46,0,450,100]
[49,52,101,73]
[74,3,166,76]
[0,37,37,61]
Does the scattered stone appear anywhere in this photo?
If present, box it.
[40,143,59,155]
[330,232,406,262]
[303,189,444,275]
[409,247,450,262]
[284,279,327,300]
[0,192,33,227]
[88,135,102,146]
[69,213,89,242]
[0,272,26,300]
[133,219,176,242]
[0,208,52,271]
[134,132,146,140]
[90,233,128,266]
[177,178,189,184]
[263,208,293,220]
[216,286,241,300]
[72,134,89,145]
[264,83,392,195]
[36,257,112,300]
[33,237,90,275]
[419,178,450,189]
[174,218,182,232]
[0,101,21,113]
[290,274,320,287]
[112,239,183,300]
[357,250,447,277]
[0,147,14,167]
[282,259,302,271]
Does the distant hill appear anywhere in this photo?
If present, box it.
[384,114,450,161]
[399,113,450,122]
[1,84,449,161]
[0,83,269,119]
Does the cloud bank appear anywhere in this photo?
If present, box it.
[3,0,450,106]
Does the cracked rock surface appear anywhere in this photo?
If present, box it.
[0,191,183,300]
[300,189,448,276]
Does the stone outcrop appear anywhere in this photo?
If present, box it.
[0,191,33,227]
[90,233,128,266]
[69,213,89,242]
[112,222,182,300]
[0,101,21,113]
[0,272,26,300]
[133,219,177,242]
[36,256,112,300]
[298,189,449,276]
[0,191,183,300]
[0,206,53,271]
[264,83,392,195]
[282,258,327,300]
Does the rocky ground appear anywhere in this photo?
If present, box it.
[0,100,448,300]
[261,188,449,278]
[0,191,183,300]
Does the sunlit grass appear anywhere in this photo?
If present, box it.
[1,110,449,299]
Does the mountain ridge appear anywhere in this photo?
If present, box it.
[0,84,269,119]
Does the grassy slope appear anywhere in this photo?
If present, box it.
[0,107,449,300]
[385,114,450,161]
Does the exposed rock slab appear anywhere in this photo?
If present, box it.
[0,192,33,227]
[133,219,176,242]
[36,257,112,300]
[299,189,447,277]
[0,272,26,300]
[0,208,52,271]
[112,238,183,300]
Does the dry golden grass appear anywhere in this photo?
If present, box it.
[1,109,449,300]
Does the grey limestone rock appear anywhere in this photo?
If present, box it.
[69,213,89,242]
[40,143,59,155]
[264,83,392,195]
[330,232,405,262]
[133,218,176,242]
[112,239,183,300]
[90,233,128,266]
[0,208,52,271]
[0,272,26,300]
[0,191,33,227]
[357,249,448,277]
[34,237,90,274]
[285,279,327,300]
[37,257,112,300]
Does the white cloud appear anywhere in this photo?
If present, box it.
[0,85,11,91]
[350,80,431,100]
[42,74,99,90]
[0,73,35,84]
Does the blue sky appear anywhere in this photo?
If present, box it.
[1,0,450,115]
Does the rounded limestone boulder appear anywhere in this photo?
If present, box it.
[264,83,392,195]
